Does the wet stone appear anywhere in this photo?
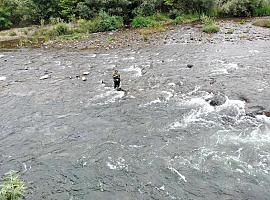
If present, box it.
[187,64,194,69]
[83,72,90,75]
[82,76,87,81]
[39,75,50,80]
[208,94,227,107]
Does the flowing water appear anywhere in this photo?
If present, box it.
[0,40,270,200]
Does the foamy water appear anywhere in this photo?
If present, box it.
[122,65,142,77]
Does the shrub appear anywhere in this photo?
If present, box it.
[172,0,216,15]
[54,23,70,35]
[255,6,270,16]
[23,29,29,35]
[132,13,171,28]
[0,8,12,30]
[8,31,17,36]
[76,12,123,33]
[253,19,270,28]
[94,11,124,32]
[202,23,220,33]
[132,16,157,28]
[0,171,26,200]
[202,16,220,33]
[219,0,263,17]
[133,1,157,17]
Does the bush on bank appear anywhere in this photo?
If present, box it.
[1,0,270,30]
[202,15,220,33]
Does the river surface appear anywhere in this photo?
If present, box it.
[0,40,270,200]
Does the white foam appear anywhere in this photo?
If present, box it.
[210,63,238,76]
[107,157,127,170]
[0,55,5,58]
[210,69,229,75]
[140,98,161,107]
[168,83,176,87]
[162,91,174,101]
[178,97,213,110]
[186,86,201,96]
[248,50,260,54]
[256,115,270,124]
[105,91,125,104]
[122,65,142,77]
[216,124,270,145]
[107,162,117,170]
[225,63,238,70]
[0,76,6,81]
[12,91,34,97]
[168,166,187,182]
[54,61,61,66]
[216,99,246,118]
[91,89,125,105]
[169,122,182,129]
[257,81,268,92]
[88,54,97,58]
[122,56,135,61]
[129,145,143,148]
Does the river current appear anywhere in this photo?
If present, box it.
[0,40,270,200]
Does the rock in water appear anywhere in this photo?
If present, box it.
[187,64,194,68]
[246,106,265,117]
[208,94,226,107]
[39,75,49,80]
[83,71,90,75]
[263,112,270,117]
[82,76,87,81]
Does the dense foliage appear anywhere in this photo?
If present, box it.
[0,0,270,30]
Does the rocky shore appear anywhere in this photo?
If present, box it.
[46,18,270,51]
[0,18,270,51]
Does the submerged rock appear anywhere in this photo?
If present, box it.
[187,64,194,68]
[245,106,270,118]
[207,93,227,107]
[238,95,250,103]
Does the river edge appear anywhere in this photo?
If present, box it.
[0,17,270,51]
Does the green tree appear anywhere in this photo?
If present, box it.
[172,0,216,14]
[219,0,263,16]
[0,7,12,29]
[32,0,60,21]
[59,0,80,20]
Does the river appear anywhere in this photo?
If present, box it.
[0,40,270,200]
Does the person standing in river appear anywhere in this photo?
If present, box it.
[113,69,121,89]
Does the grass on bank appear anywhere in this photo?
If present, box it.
[253,19,270,28]
[131,13,173,28]
[174,14,201,24]
[255,6,270,16]
[202,16,220,33]
[0,171,26,200]
[31,11,124,42]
